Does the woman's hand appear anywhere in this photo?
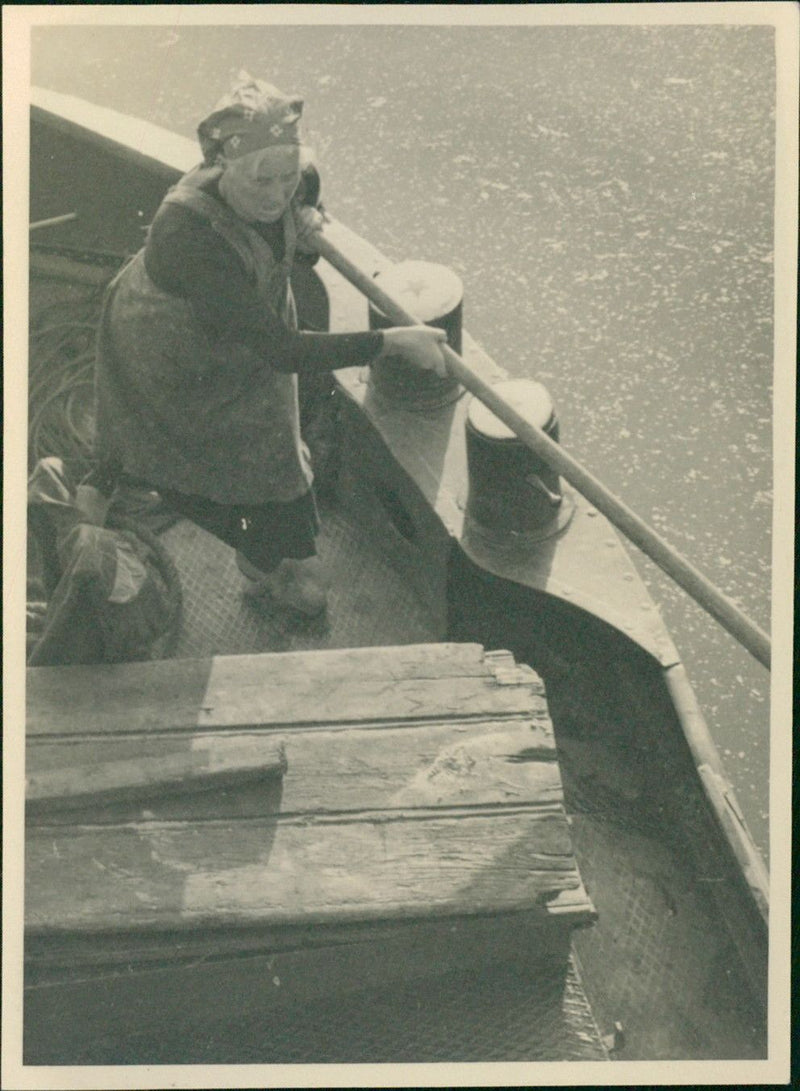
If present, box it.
[380,326,449,377]
[294,205,325,247]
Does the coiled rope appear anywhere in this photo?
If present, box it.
[28,295,103,481]
[28,291,183,658]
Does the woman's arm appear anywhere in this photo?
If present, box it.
[144,200,384,373]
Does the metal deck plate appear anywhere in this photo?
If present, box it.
[159,504,442,659]
[62,955,608,1065]
[568,812,766,1060]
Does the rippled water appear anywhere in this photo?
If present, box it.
[31,22,775,855]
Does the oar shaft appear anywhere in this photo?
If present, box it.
[313,230,771,671]
[443,360,771,670]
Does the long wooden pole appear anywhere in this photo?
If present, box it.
[313,230,771,671]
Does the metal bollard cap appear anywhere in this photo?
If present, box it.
[371,260,463,323]
[467,379,556,441]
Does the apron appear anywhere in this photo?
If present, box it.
[94,167,312,505]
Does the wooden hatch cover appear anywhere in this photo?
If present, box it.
[25,643,594,1013]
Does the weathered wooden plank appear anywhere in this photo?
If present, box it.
[30,645,493,733]
[28,643,496,707]
[25,742,286,816]
[27,644,545,738]
[29,715,554,820]
[27,657,213,737]
[27,721,560,824]
[29,673,543,738]
[26,808,582,932]
[27,904,584,973]
[24,908,579,1064]
[197,669,536,731]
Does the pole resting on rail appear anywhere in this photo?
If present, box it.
[312,227,771,672]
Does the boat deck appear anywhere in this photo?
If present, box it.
[160,496,442,660]
[25,422,767,1063]
[27,958,608,1065]
[26,637,604,1063]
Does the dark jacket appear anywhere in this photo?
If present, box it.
[94,165,379,504]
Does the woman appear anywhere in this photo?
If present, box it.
[94,74,447,617]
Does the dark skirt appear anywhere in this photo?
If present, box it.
[121,477,319,573]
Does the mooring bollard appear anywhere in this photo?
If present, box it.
[368,260,464,409]
[314,226,772,668]
[464,379,568,539]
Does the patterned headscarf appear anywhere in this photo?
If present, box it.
[197,72,305,164]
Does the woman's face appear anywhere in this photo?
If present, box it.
[218,146,301,224]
